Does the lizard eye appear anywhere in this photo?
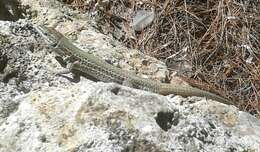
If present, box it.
[50,41,58,47]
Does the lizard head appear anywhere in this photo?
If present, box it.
[35,24,71,57]
[35,25,62,47]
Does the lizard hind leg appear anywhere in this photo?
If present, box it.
[122,79,150,92]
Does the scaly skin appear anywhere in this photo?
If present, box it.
[35,25,233,105]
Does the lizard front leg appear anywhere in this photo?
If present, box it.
[55,57,81,82]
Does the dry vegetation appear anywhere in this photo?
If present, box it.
[61,0,260,117]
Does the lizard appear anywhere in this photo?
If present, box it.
[35,25,233,105]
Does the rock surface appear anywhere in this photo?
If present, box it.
[0,0,260,152]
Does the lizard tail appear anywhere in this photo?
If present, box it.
[159,84,233,105]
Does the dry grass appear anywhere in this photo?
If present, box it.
[63,0,260,117]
